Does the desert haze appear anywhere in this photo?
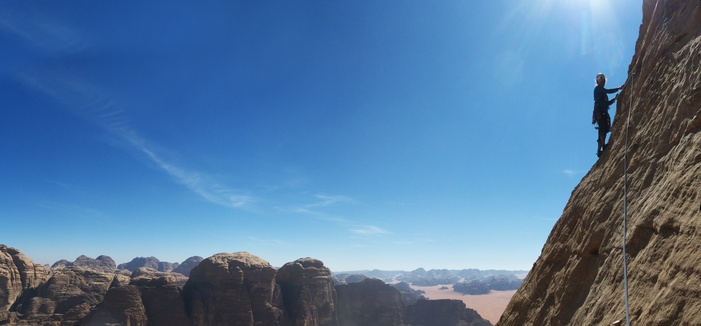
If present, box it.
[413,285,516,324]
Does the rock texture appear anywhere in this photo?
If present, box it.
[498,1,701,325]
[80,285,147,326]
[406,299,492,326]
[134,273,191,326]
[183,252,289,326]
[82,268,191,326]
[0,245,47,322]
[131,267,189,288]
[336,278,404,326]
[277,258,339,326]
[18,267,114,325]
[390,281,426,306]
[2,246,495,326]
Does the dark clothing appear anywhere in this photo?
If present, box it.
[596,110,611,136]
[593,85,619,135]
[592,82,621,157]
[594,86,618,111]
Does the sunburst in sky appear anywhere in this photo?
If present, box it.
[1,0,642,271]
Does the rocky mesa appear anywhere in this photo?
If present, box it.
[0,245,492,326]
[499,0,701,325]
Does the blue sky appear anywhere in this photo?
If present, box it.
[1,1,641,271]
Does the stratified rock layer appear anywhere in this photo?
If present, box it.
[499,1,701,325]
[80,285,147,326]
[19,267,114,325]
[406,299,492,326]
[0,245,47,322]
[2,246,496,326]
[183,252,289,326]
[277,258,339,326]
[336,278,404,326]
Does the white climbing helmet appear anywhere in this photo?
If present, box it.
[596,73,606,84]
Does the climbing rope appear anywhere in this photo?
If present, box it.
[622,72,634,326]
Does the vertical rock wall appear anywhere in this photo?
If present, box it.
[0,245,47,322]
[183,252,289,326]
[498,1,701,325]
[277,258,339,326]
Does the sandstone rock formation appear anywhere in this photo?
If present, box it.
[453,275,522,295]
[390,281,426,306]
[52,255,117,273]
[3,246,495,326]
[336,278,404,326]
[406,299,492,326]
[498,1,701,325]
[183,252,289,326]
[134,273,191,326]
[82,268,191,326]
[117,256,161,272]
[158,261,179,272]
[342,274,368,284]
[17,267,114,325]
[277,258,338,326]
[51,259,71,269]
[80,285,147,326]
[131,267,188,288]
[173,256,204,277]
[0,245,47,322]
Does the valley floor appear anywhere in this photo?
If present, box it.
[410,285,516,325]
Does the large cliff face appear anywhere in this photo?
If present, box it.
[0,245,47,323]
[499,0,701,325]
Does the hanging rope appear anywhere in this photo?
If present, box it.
[622,71,634,326]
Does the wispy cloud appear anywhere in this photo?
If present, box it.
[275,194,353,216]
[388,237,434,245]
[306,194,353,208]
[121,132,254,208]
[36,201,111,222]
[275,195,393,238]
[4,14,253,208]
[350,225,390,236]
[20,71,255,209]
[0,10,87,52]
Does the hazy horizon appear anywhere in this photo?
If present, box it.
[22,248,529,273]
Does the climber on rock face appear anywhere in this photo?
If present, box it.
[593,73,623,157]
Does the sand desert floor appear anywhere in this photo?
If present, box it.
[411,285,516,325]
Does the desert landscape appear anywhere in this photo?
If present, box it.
[412,285,516,324]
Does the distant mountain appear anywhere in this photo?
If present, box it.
[51,254,116,273]
[2,245,494,325]
[390,281,426,306]
[453,274,524,295]
[335,268,528,294]
[172,256,203,276]
[117,256,162,271]
[336,268,527,283]
[51,255,203,277]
